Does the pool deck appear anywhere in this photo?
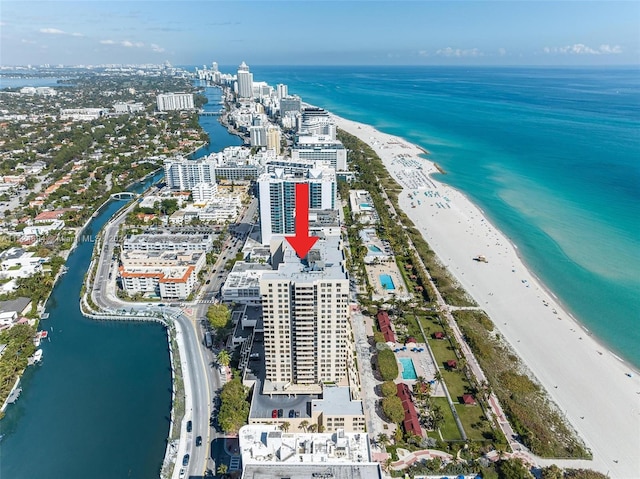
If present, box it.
[393,344,445,397]
[365,260,411,302]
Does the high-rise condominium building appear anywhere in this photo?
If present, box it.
[266,126,281,154]
[260,237,350,389]
[237,61,253,99]
[276,83,288,100]
[291,136,347,171]
[156,93,195,111]
[258,168,336,245]
[164,157,216,190]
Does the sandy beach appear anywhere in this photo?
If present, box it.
[334,115,640,477]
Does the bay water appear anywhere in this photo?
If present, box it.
[0,84,240,477]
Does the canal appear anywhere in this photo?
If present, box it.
[0,83,241,478]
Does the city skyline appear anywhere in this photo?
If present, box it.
[1,1,639,66]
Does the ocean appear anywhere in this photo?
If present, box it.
[248,66,640,368]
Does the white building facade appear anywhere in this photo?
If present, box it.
[258,168,336,245]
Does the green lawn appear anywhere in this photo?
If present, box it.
[432,397,462,441]
[426,337,453,365]
[442,369,471,400]
[455,404,492,442]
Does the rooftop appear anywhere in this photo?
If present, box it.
[312,387,364,417]
[262,237,347,284]
[239,425,380,476]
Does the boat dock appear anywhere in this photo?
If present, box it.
[6,387,22,405]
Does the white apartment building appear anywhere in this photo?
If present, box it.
[276,83,288,100]
[192,182,218,204]
[114,102,145,114]
[292,135,347,171]
[237,62,253,99]
[249,125,267,147]
[59,108,107,121]
[156,92,195,111]
[299,107,336,139]
[119,250,205,299]
[259,238,350,390]
[122,230,213,253]
[258,168,337,245]
[164,157,216,190]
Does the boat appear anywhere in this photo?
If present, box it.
[473,255,488,263]
[59,266,68,275]
[32,349,43,363]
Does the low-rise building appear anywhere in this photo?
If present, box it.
[221,262,272,306]
[238,425,381,479]
[122,229,214,253]
[119,250,205,300]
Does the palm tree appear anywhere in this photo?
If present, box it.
[217,463,228,476]
[280,421,290,433]
[308,424,318,433]
[299,420,309,432]
[377,433,390,449]
[217,350,230,367]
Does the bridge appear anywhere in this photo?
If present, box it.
[199,109,224,116]
[110,192,138,200]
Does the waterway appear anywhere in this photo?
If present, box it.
[192,82,243,158]
[0,84,241,478]
[0,173,170,479]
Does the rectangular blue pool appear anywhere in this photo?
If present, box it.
[399,357,418,380]
[379,274,395,290]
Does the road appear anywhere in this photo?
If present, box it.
[89,190,211,479]
[89,193,258,478]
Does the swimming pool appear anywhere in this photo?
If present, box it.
[399,357,418,380]
[368,245,382,253]
[360,203,372,209]
[379,274,395,290]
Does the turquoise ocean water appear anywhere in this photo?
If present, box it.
[249,66,640,368]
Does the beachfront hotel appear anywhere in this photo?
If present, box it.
[258,167,337,245]
[259,238,350,392]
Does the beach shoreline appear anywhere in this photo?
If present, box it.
[332,113,640,477]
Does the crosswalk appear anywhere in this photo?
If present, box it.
[229,456,240,471]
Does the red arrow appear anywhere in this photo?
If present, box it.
[286,182,319,258]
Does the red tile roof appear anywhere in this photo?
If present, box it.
[397,383,422,437]
[376,310,396,343]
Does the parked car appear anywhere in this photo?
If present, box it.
[186,421,192,432]
[272,409,278,418]
[288,409,295,418]
[182,454,190,466]
[277,409,283,418]
[196,436,202,447]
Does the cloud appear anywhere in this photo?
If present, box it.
[100,39,147,49]
[418,50,429,57]
[39,27,84,37]
[498,48,507,56]
[39,28,66,35]
[436,47,483,57]
[21,39,37,44]
[0,22,6,27]
[151,43,165,53]
[543,43,622,55]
